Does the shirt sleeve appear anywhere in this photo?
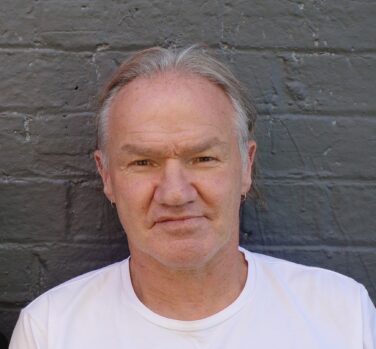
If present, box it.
[9,310,47,349]
[361,285,376,349]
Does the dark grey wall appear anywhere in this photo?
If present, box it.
[1,0,376,341]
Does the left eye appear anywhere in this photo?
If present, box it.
[193,156,215,163]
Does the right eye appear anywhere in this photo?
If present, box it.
[132,159,152,166]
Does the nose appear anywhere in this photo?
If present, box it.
[154,160,197,207]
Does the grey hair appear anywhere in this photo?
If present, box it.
[96,45,259,197]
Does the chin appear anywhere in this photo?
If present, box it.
[158,256,211,271]
[153,240,226,271]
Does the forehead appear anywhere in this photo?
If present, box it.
[107,71,238,150]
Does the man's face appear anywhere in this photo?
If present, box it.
[95,71,256,270]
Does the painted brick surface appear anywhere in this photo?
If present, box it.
[0,51,97,111]
[222,0,376,50]
[34,242,129,291]
[69,181,123,241]
[0,113,33,177]
[328,185,376,244]
[241,183,333,246]
[0,249,40,304]
[241,183,376,246]
[256,116,376,179]
[30,114,97,177]
[0,0,36,46]
[281,53,376,114]
[1,0,375,341]
[0,180,67,242]
[32,0,222,50]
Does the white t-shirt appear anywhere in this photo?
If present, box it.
[10,248,376,349]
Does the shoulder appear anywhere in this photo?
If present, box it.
[240,249,376,345]
[23,259,128,318]
[246,248,360,286]
[10,260,130,348]
[242,248,366,306]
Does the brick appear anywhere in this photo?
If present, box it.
[0,308,20,341]
[0,51,97,111]
[93,51,131,92]
[0,113,33,177]
[280,53,376,113]
[68,181,124,241]
[0,180,67,242]
[31,0,221,50]
[241,182,334,246]
[223,0,376,50]
[239,199,260,245]
[328,185,376,244]
[30,113,97,177]
[219,51,285,114]
[0,0,37,46]
[226,52,373,117]
[0,112,97,178]
[35,243,129,291]
[0,248,39,303]
[241,246,376,303]
[29,153,96,179]
[255,116,376,179]
[242,182,376,246]
[32,114,95,155]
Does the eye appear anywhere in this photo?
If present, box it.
[198,156,213,162]
[192,156,216,164]
[132,159,153,166]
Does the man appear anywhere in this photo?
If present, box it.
[10,46,376,348]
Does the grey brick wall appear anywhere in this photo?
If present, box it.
[1,0,375,341]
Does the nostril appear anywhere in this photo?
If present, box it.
[154,185,196,207]
[154,179,197,206]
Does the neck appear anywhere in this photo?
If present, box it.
[129,246,248,320]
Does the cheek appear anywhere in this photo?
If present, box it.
[112,174,155,214]
[112,180,152,242]
[197,170,242,208]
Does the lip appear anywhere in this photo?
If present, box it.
[152,216,205,234]
[154,215,202,224]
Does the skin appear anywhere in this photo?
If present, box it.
[95,71,256,320]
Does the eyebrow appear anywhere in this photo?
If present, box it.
[119,137,228,157]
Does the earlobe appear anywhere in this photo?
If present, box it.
[94,150,115,203]
[241,140,257,193]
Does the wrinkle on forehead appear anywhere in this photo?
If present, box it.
[107,71,239,162]
[118,135,231,159]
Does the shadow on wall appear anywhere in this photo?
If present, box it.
[0,332,8,349]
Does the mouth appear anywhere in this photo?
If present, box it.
[152,215,205,230]
[155,216,202,224]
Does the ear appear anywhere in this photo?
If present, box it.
[241,140,257,194]
[94,150,115,203]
